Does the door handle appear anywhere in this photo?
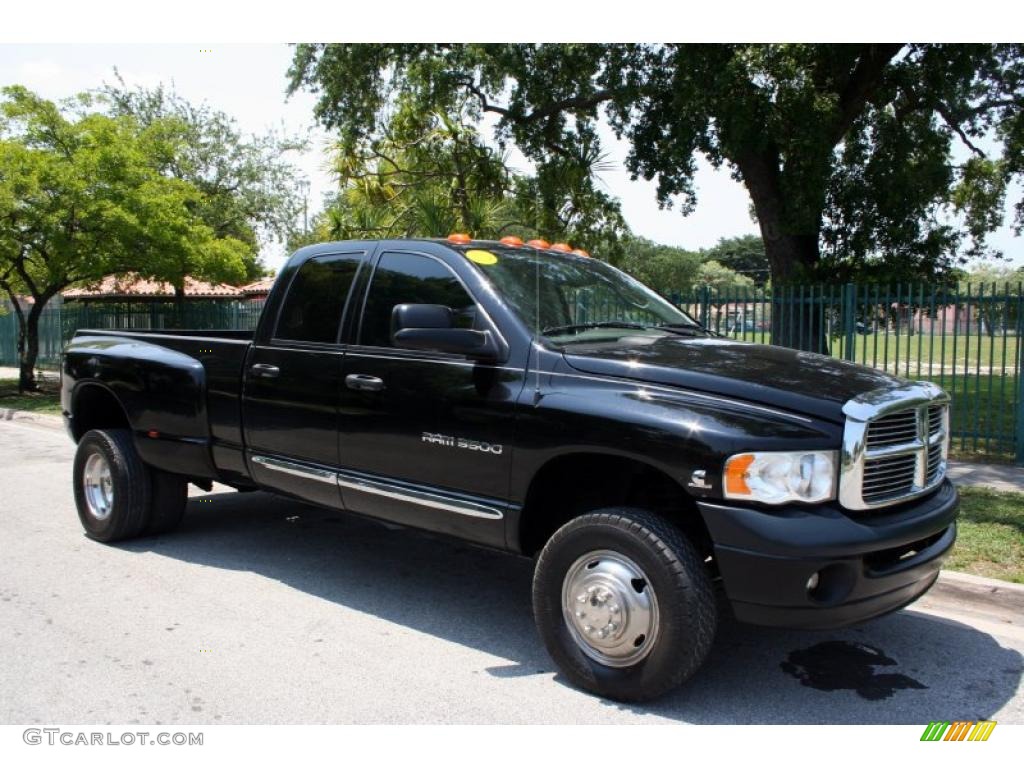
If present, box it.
[346,373,385,392]
[250,363,280,378]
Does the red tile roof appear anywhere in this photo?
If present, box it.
[63,274,244,299]
[239,276,278,296]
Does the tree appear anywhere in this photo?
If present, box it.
[0,86,250,391]
[294,101,628,256]
[288,43,1024,349]
[618,236,701,294]
[701,235,770,285]
[695,260,755,293]
[100,74,307,283]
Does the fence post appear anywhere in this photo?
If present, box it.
[842,283,857,362]
[1016,305,1024,465]
[698,285,711,329]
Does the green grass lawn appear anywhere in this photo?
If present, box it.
[724,329,1022,373]
[0,377,62,415]
[949,487,1024,584]
[724,328,1022,462]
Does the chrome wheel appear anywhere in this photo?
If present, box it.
[82,452,114,521]
[561,549,660,667]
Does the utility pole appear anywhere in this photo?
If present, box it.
[298,179,310,235]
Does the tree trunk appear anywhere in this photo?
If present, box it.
[173,285,186,328]
[18,301,45,393]
[738,150,828,353]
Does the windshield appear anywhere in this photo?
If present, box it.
[458,245,703,345]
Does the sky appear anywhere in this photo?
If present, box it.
[1,43,1020,275]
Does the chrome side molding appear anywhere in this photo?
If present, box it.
[248,454,505,520]
[336,471,505,520]
[250,454,337,484]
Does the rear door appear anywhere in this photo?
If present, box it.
[243,251,367,508]
[336,249,524,547]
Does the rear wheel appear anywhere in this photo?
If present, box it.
[73,429,152,542]
[532,507,717,701]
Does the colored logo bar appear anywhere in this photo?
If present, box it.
[920,721,997,741]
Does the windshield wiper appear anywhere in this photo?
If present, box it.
[541,321,650,336]
[653,323,710,337]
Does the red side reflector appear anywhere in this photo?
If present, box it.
[147,430,160,439]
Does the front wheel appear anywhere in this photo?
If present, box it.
[532,507,717,701]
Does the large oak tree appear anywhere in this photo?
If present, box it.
[288,43,1024,348]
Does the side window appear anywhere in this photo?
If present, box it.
[275,254,362,343]
[359,252,476,348]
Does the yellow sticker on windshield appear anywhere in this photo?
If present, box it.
[465,249,498,266]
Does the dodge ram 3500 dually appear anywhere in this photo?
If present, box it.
[61,237,958,701]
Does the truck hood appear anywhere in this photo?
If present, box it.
[562,335,904,423]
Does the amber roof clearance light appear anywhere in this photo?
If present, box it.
[500,236,524,246]
[526,239,551,249]
[447,233,472,244]
[550,243,573,252]
[572,248,591,257]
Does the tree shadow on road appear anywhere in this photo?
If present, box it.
[121,490,1023,725]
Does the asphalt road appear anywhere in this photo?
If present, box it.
[1,419,1022,725]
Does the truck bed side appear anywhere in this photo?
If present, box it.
[61,329,253,484]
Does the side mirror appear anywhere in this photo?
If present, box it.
[390,303,499,360]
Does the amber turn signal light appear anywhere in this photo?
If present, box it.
[723,454,755,496]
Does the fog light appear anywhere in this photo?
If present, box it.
[806,572,820,591]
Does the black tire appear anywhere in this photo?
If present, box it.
[73,429,152,542]
[146,469,188,535]
[532,507,717,702]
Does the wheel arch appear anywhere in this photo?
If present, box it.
[69,382,132,442]
[514,451,713,558]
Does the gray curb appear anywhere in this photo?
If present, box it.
[931,570,1024,616]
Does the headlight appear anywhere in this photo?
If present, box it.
[723,451,837,505]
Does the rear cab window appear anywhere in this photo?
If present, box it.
[274,254,364,344]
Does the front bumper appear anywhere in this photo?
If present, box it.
[698,479,959,629]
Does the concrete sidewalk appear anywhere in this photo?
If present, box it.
[947,461,1024,493]
[0,366,58,380]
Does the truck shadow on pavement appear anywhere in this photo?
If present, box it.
[123,490,1024,724]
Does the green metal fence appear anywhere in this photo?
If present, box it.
[4,284,1024,463]
[0,298,265,370]
[670,283,1024,463]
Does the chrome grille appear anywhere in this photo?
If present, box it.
[862,454,917,502]
[866,411,919,448]
[838,383,950,511]
[926,443,944,485]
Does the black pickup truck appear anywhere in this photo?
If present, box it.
[61,237,958,701]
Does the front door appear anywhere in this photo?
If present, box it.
[337,249,524,547]
[243,251,366,508]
